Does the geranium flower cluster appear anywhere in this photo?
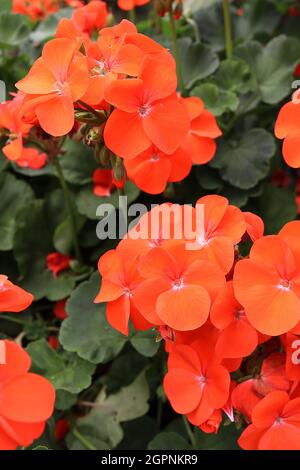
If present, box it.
[95,195,300,450]
[0,11,222,195]
[275,98,300,168]
[12,0,85,21]
[0,276,55,450]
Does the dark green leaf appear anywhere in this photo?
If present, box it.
[257,183,297,234]
[211,129,276,189]
[235,35,300,104]
[59,272,127,363]
[0,13,30,47]
[178,37,219,89]
[0,172,33,250]
[148,432,191,450]
[27,338,95,394]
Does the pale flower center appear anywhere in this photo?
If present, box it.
[278,279,291,291]
[172,277,184,290]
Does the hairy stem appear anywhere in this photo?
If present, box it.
[54,157,82,263]
[223,0,233,59]
[168,11,184,91]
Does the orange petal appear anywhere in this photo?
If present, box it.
[36,95,75,136]
[143,99,189,155]
[163,369,203,414]
[282,129,300,168]
[182,133,216,165]
[0,373,55,423]
[106,295,130,336]
[42,38,77,79]
[105,78,143,112]
[156,285,211,331]
[16,58,55,95]
[104,109,151,158]
[275,101,300,139]
[168,147,192,182]
[139,53,177,102]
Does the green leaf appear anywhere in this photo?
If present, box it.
[193,83,239,116]
[117,416,156,450]
[195,166,223,191]
[234,0,281,42]
[0,172,33,251]
[105,350,148,393]
[31,446,49,450]
[0,13,30,47]
[98,370,150,422]
[257,183,297,234]
[214,58,255,94]
[68,371,150,450]
[194,1,225,52]
[55,390,78,411]
[235,35,300,104]
[59,272,127,364]
[67,413,121,450]
[27,339,95,394]
[148,432,191,450]
[211,129,276,189]
[195,423,241,450]
[13,200,76,300]
[60,138,98,186]
[178,37,219,89]
[129,329,160,358]
[76,180,140,220]
[30,8,72,44]
[53,215,85,255]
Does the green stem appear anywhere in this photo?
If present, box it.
[77,100,104,120]
[186,17,200,44]
[223,0,233,59]
[0,315,24,325]
[156,399,163,432]
[72,428,97,451]
[168,11,184,92]
[129,7,136,24]
[182,416,197,448]
[54,157,82,263]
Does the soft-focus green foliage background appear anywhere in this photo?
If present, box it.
[1,0,300,450]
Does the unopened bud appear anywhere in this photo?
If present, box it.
[113,157,126,189]
[85,123,105,146]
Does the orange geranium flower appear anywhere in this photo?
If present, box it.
[81,26,144,106]
[16,38,90,136]
[199,409,222,434]
[210,281,259,358]
[47,253,72,277]
[234,234,300,335]
[134,243,225,330]
[163,341,230,425]
[0,275,33,313]
[94,249,152,335]
[275,101,300,167]
[243,211,264,242]
[15,147,47,170]
[238,391,300,450]
[118,0,150,11]
[104,54,189,158]
[71,0,108,35]
[124,145,191,194]
[0,93,32,161]
[93,169,116,197]
[181,96,222,164]
[12,0,59,21]
[185,195,246,274]
[53,299,68,320]
[0,340,55,450]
